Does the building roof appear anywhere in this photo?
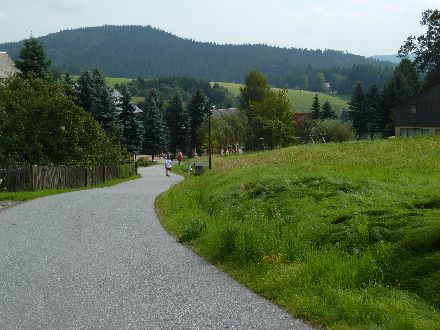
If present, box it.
[212,107,237,117]
[0,52,19,78]
[112,89,143,114]
[293,112,312,122]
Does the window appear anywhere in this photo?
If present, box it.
[400,128,431,137]
[411,105,417,114]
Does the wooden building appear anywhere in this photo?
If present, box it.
[395,83,440,137]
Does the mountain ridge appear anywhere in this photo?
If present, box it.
[0,25,395,92]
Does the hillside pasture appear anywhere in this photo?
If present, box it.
[215,82,349,115]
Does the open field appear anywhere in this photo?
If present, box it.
[215,82,349,115]
[104,77,132,86]
[157,137,440,329]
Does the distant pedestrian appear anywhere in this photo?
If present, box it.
[177,151,183,164]
[164,155,173,176]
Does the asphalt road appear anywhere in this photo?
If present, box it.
[0,165,312,329]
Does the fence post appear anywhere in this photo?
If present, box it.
[30,165,37,191]
[103,165,107,183]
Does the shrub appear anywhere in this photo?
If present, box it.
[136,158,156,167]
[312,119,356,142]
[178,218,207,243]
[295,119,355,143]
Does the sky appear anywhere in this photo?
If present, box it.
[0,0,437,56]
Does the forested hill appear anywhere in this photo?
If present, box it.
[0,25,394,93]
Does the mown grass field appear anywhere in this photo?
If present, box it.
[215,82,349,115]
[157,137,440,329]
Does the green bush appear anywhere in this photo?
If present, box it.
[118,163,136,178]
[312,119,356,142]
[136,158,156,167]
[295,119,355,143]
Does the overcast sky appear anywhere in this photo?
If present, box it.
[0,0,437,56]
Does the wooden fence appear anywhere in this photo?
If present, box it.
[0,164,136,192]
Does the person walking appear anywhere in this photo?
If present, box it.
[177,151,183,164]
[164,155,173,176]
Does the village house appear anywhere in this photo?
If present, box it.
[0,52,19,78]
[395,83,440,137]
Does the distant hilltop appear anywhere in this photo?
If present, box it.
[371,54,416,63]
[0,25,395,93]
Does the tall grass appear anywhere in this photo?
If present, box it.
[157,137,440,329]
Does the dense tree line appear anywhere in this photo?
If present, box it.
[1,25,394,95]
[121,76,236,109]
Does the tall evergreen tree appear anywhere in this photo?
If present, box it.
[166,93,190,154]
[187,89,207,155]
[365,84,382,138]
[15,36,51,79]
[310,94,321,119]
[142,89,168,161]
[118,85,142,153]
[321,100,336,119]
[75,71,94,113]
[75,69,118,135]
[348,83,367,138]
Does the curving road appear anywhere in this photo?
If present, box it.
[0,165,312,329]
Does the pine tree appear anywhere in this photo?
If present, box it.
[166,93,190,154]
[321,101,336,119]
[310,94,321,119]
[75,71,94,113]
[118,85,142,153]
[365,84,382,138]
[75,69,118,135]
[187,89,207,155]
[348,83,367,138]
[15,36,51,78]
[142,89,168,161]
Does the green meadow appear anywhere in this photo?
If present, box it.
[157,137,440,329]
[215,82,349,114]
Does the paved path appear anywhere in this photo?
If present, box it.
[0,166,312,329]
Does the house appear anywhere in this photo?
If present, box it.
[293,112,313,124]
[395,83,440,137]
[0,52,19,78]
[211,107,237,117]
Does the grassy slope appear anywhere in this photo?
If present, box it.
[216,82,349,114]
[157,137,440,329]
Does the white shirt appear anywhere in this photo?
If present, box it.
[164,159,172,168]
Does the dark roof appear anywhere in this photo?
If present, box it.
[0,52,19,78]
[395,83,440,127]
[293,112,312,122]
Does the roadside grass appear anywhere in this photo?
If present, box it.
[157,137,440,329]
[214,81,349,114]
[0,174,141,202]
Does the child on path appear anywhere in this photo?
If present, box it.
[164,155,173,176]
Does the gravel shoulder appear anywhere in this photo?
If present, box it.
[0,165,312,329]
